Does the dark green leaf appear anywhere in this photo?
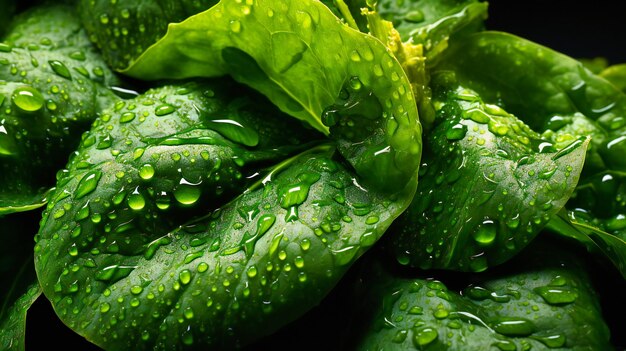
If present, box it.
[547,211,626,279]
[435,31,626,276]
[78,0,219,70]
[34,79,417,349]
[0,4,122,213]
[354,240,613,350]
[435,31,626,177]
[390,78,588,271]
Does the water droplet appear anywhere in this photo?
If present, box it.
[279,172,321,209]
[412,326,438,347]
[493,340,517,351]
[533,334,566,348]
[174,178,202,206]
[404,10,424,23]
[179,269,192,285]
[127,187,146,210]
[472,219,497,246]
[446,123,467,140]
[534,286,578,305]
[48,60,72,80]
[130,285,143,295]
[11,86,44,112]
[96,134,113,149]
[100,302,110,313]
[95,265,137,282]
[139,164,155,180]
[182,327,194,345]
[120,111,136,123]
[155,104,175,116]
[75,171,102,199]
[492,318,535,336]
[552,137,586,160]
[230,20,242,33]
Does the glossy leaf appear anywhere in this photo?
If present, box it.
[436,31,626,177]
[547,210,626,279]
[34,79,417,349]
[123,0,422,192]
[390,78,588,271]
[0,4,122,213]
[354,240,613,350]
[435,31,626,277]
[78,0,219,69]
[600,63,626,93]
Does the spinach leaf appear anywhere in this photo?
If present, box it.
[389,76,587,271]
[34,79,417,349]
[353,239,613,350]
[0,211,43,351]
[600,63,626,93]
[434,31,626,276]
[435,31,626,177]
[123,0,422,192]
[0,4,122,214]
[78,0,219,70]
[546,210,626,279]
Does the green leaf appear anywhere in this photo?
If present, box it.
[34,79,417,349]
[353,239,613,350]
[123,0,422,192]
[436,31,626,177]
[547,211,626,279]
[78,0,219,70]
[389,78,588,272]
[0,211,44,351]
[435,31,626,279]
[0,188,48,216]
[600,63,626,93]
[0,4,122,213]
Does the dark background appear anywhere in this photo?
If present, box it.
[486,1,626,64]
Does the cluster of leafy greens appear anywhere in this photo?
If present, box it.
[1,0,624,350]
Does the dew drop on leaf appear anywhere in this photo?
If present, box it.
[11,86,44,112]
